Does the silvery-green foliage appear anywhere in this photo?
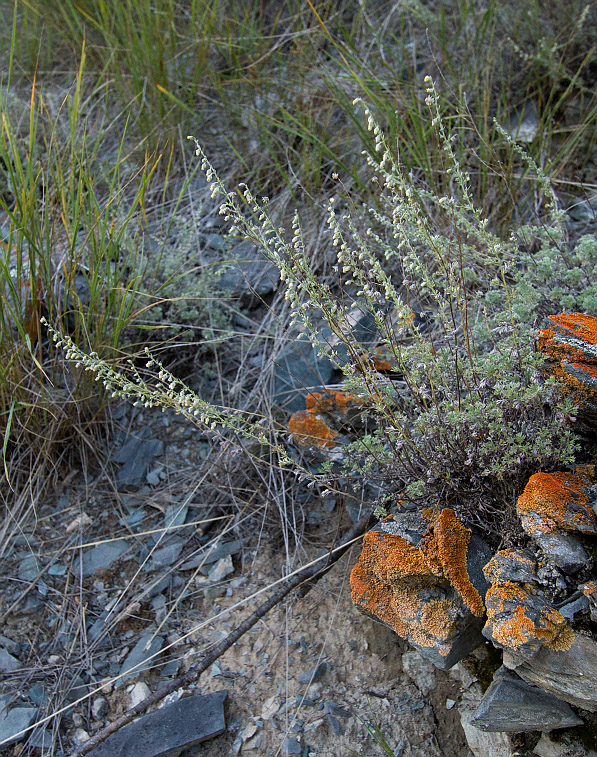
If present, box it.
[189,79,581,536]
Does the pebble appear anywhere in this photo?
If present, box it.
[72,539,130,578]
[282,737,302,754]
[129,681,151,708]
[92,697,108,719]
[208,555,235,582]
[117,632,164,687]
[0,696,38,747]
[298,662,327,684]
[0,648,20,672]
[17,555,40,581]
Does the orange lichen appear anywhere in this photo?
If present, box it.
[483,549,536,584]
[484,581,574,652]
[517,469,597,536]
[421,509,485,617]
[359,346,400,374]
[544,313,597,345]
[350,510,485,651]
[305,390,362,412]
[582,581,597,597]
[288,410,337,448]
[420,599,455,641]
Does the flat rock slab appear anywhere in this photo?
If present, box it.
[0,697,38,748]
[112,433,164,489]
[72,539,130,578]
[470,667,583,732]
[117,632,165,687]
[503,633,597,711]
[87,691,228,757]
[272,334,334,413]
[217,240,280,303]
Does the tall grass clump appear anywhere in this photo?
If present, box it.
[49,78,592,545]
[0,42,192,549]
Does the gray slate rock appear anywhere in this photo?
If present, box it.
[298,662,327,684]
[164,504,188,530]
[533,531,589,574]
[179,539,243,570]
[208,555,235,582]
[217,240,280,304]
[272,334,335,413]
[503,633,597,711]
[558,594,589,620]
[86,691,228,757]
[72,539,130,578]
[18,555,39,581]
[0,648,20,672]
[117,632,164,687]
[282,737,302,754]
[112,432,164,489]
[143,539,184,572]
[470,667,583,732]
[0,696,38,747]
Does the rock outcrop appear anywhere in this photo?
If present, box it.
[350,508,491,668]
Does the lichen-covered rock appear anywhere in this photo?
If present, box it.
[350,509,488,668]
[288,410,338,448]
[517,469,597,537]
[538,313,597,397]
[288,390,367,449]
[516,468,596,572]
[503,633,597,711]
[483,580,575,657]
[538,312,597,433]
[482,549,537,585]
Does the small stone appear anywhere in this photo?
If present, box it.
[0,697,39,747]
[92,697,108,719]
[73,728,91,745]
[217,240,281,305]
[558,594,589,619]
[164,504,188,529]
[72,539,130,578]
[401,650,436,695]
[446,698,456,710]
[298,662,327,684]
[129,681,151,708]
[0,635,20,656]
[117,632,164,687]
[208,555,235,582]
[144,540,183,571]
[282,737,302,754]
[112,433,164,489]
[179,539,243,570]
[0,648,20,672]
[86,691,228,756]
[146,467,162,486]
[260,696,279,720]
[470,667,583,732]
[18,555,39,581]
[323,701,350,718]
